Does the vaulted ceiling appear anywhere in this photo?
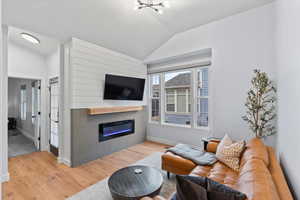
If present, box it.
[3,0,274,60]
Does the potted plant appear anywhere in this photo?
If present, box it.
[242,69,276,138]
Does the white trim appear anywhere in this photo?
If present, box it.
[161,122,191,129]
[144,48,212,65]
[1,25,9,184]
[60,42,72,166]
[57,157,71,167]
[0,11,2,197]
[147,136,177,146]
[1,173,10,183]
[17,128,35,142]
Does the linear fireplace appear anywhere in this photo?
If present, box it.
[99,120,135,142]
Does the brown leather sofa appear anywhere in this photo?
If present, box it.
[142,138,293,200]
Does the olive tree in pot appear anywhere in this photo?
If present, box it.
[242,69,277,138]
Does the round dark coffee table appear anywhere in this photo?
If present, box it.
[108,165,164,200]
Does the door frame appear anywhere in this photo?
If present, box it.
[1,25,9,183]
[8,75,49,152]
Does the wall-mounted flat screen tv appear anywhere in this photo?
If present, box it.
[103,74,146,101]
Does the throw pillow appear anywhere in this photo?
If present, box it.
[207,178,247,200]
[175,175,208,200]
[174,175,247,200]
[216,134,245,171]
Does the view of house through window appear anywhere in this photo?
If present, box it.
[149,67,209,128]
[164,70,192,125]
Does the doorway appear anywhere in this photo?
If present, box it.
[49,77,59,157]
[8,77,41,157]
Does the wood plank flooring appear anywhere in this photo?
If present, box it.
[2,141,169,200]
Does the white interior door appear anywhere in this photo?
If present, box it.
[49,77,59,156]
[32,80,41,150]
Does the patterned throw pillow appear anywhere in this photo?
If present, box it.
[216,134,245,171]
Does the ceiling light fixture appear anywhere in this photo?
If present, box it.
[134,0,170,14]
[20,33,40,44]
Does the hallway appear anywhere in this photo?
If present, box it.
[8,129,37,158]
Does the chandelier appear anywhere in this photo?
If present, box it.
[134,0,170,14]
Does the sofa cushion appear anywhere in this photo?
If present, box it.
[216,135,246,171]
[238,158,280,200]
[190,162,239,189]
[240,138,269,167]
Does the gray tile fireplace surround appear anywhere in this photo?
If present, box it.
[71,108,147,167]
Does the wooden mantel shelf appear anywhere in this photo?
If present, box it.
[87,106,144,115]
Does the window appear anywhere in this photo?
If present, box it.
[164,70,192,126]
[149,66,209,128]
[197,68,209,127]
[150,75,160,122]
[20,85,27,121]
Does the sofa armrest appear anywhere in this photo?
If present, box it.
[162,152,196,175]
[206,141,220,153]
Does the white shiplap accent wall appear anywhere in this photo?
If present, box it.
[70,38,147,109]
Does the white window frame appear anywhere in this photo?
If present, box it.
[194,67,209,129]
[148,65,211,130]
[149,74,161,124]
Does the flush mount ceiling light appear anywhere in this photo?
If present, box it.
[134,0,170,14]
[20,33,40,44]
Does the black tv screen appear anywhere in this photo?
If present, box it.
[104,74,146,101]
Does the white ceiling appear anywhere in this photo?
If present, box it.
[8,27,59,57]
[3,0,274,60]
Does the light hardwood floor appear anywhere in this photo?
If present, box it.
[3,141,169,200]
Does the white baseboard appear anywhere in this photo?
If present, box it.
[17,127,35,142]
[147,136,177,146]
[1,173,10,183]
[58,157,71,167]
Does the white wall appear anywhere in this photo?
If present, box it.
[46,47,60,79]
[145,4,276,145]
[69,38,147,109]
[276,0,300,198]
[8,41,47,78]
